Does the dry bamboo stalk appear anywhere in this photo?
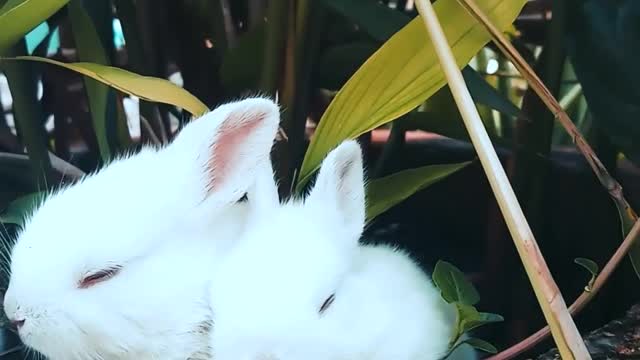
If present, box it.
[413,0,591,358]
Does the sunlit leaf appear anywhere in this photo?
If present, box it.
[297,0,527,189]
[366,162,470,221]
[1,56,208,116]
[0,0,70,53]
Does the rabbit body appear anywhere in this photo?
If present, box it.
[209,140,477,360]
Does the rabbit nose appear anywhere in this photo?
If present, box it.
[9,317,25,330]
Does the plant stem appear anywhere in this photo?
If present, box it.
[505,0,567,340]
[113,0,168,143]
[272,0,321,197]
[373,121,406,178]
[260,0,288,94]
[413,0,590,359]
[488,218,640,360]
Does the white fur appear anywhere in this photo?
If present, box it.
[3,97,281,360]
[209,140,477,360]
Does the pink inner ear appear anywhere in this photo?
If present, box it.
[206,110,266,194]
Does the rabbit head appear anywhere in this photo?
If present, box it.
[3,97,280,360]
[209,140,367,360]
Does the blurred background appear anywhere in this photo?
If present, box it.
[1,0,639,358]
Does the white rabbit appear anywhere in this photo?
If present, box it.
[2,97,281,360]
[208,140,477,360]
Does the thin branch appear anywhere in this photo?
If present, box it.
[455,0,638,229]
[489,219,640,360]
[139,115,162,146]
[413,0,590,358]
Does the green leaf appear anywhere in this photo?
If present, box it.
[68,0,111,160]
[433,261,480,305]
[319,1,523,118]
[398,76,519,145]
[455,303,504,333]
[322,0,410,42]
[574,257,599,292]
[297,0,527,189]
[564,0,640,280]
[0,0,70,53]
[461,66,524,120]
[459,338,498,354]
[1,42,52,186]
[1,56,209,116]
[565,0,640,164]
[398,85,483,143]
[0,192,45,226]
[445,335,499,358]
[366,162,470,221]
[316,42,379,90]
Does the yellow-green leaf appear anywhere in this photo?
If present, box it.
[0,0,70,53]
[297,0,527,189]
[366,162,470,221]
[1,56,208,116]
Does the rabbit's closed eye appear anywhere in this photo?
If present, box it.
[78,266,122,289]
[319,293,335,314]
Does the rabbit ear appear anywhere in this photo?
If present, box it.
[247,159,280,217]
[307,140,366,241]
[169,97,280,205]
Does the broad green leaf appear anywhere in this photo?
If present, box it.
[455,303,504,333]
[366,162,470,221]
[459,338,498,354]
[68,0,111,160]
[574,257,599,292]
[564,0,640,280]
[445,337,498,358]
[1,42,51,185]
[297,0,527,189]
[1,56,208,116]
[433,261,479,305]
[398,84,495,143]
[0,0,70,53]
[566,0,640,164]
[461,67,524,120]
[0,192,45,226]
[320,1,523,119]
[322,0,410,42]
